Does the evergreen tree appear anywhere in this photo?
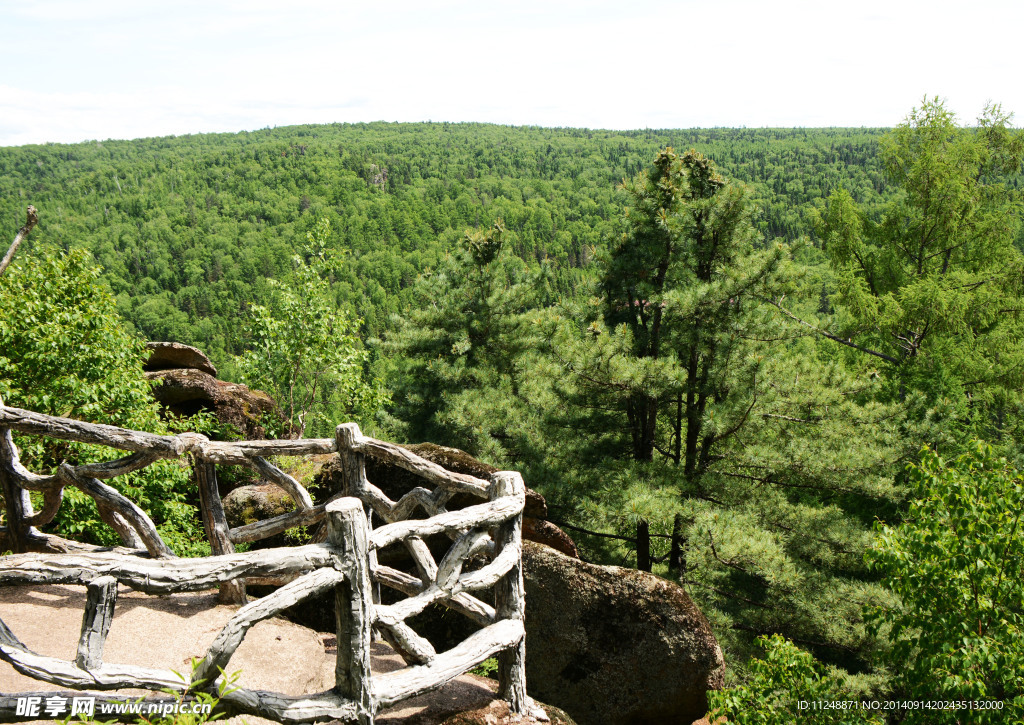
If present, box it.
[544,149,907,677]
[383,221,550,463]
[603,148,783,481]
[577,148,787,567]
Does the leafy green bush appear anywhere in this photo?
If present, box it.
[866,443,1024,722]
[0,246,206,554]
[708,635,882,725]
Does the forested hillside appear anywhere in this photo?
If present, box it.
[3,104,1023,723]
[0,122,891,365]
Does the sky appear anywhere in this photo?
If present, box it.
[1,0,1022,147]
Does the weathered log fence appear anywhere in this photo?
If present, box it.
[0,405,528,723]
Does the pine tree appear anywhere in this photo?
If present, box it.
[383,221,550,463]
[545,149,908,676]
[584,148,787,567]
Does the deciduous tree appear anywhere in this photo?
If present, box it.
[800,99,1024,444]
[235,218,385,438]
[867,443,1024,722]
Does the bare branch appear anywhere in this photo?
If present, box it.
[0,206,38,276]
[765,296,901,365]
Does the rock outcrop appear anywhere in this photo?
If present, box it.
[143,342,283,440]
[144,341,218,377]
[522,542,724,725]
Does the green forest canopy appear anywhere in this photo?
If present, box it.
[0,122,897,366]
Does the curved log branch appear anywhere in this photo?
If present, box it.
[373,565,495,626]
[0,406,184,457]
[371,496,522,550]
[355,437,490,498]
[389,486,444,522]
[2,428,60,491]
[404,536,438,584]
[0,630,186,692]
[249,456,313,510]
[95,501,146,549]
[374,619,524,708]
[193,567,345,685]
[24,486,63,527]
[197,438,336,465]
[0,544,334,593]
[375,621,436,666]
[229,502,327,544]
[57,463,173,558]
[218,687,359,724]
[77,451,161,479]
[435,529,490,591]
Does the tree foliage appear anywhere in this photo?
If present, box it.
[866,444,1024,722]
[0,123,896,365]
[235,218,385,438]
[0,247,159,426]
[602,147,784,478]
[383,221,553,462]
[815,99,1024,442]
[0,247,206,553]
[708,634,883,725]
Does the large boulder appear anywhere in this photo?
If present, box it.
[523,516,579,559]
[522,542,724,725]
[144,341,218,377]
[223,483,295,524]
[146,367,222,407]
[146,368,282,440]
[222,483,298,548]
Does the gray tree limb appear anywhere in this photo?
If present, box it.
[0,206,38,277]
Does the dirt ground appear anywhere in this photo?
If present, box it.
[0,584,508,724]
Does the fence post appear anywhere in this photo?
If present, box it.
[0,427,31,553]
[336,423,380,607]
[194,460,246,604]
[491,471,528,714]
[327,497,374,724]
[335,423,366,497]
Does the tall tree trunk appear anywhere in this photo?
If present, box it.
[673,392,683,465]
[636,519,651,572]
[626,393,658,462]
[0,206,38,277]
[684,348,701,478]
[668,513,685,578]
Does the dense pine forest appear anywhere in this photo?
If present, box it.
[2,101,1023,722]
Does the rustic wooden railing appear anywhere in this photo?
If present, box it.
[0,405,528,724]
